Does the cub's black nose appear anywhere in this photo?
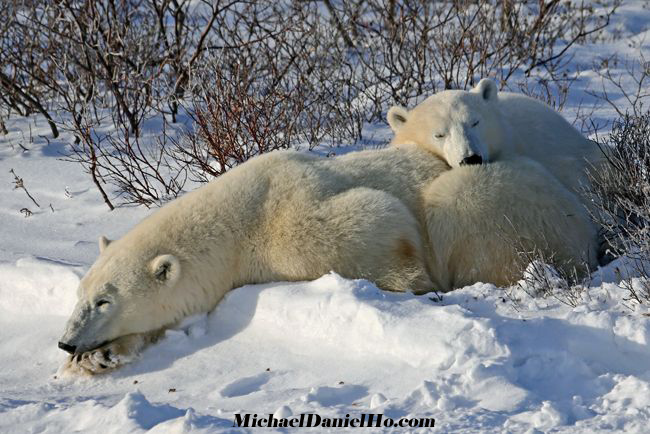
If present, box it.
[460,154,483,166]
[58,342,77,354]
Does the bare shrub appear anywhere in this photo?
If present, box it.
[53,0,167,137]
[172,59,308,180]
[150,0,246,122]
[1,0,241,135]
[328,0,619,119]
[0,1,60,137]
[218,0,364,146]
[172,1,365,181]
[0,0,234,206]
[511,246,591,309]
[515,76,576,113]
[0,0,620,208]
[496,216,594,308]
[63,107,187,208]
[588,53,650,118]
[587,111,650,304]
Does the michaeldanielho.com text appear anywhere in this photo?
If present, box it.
[233,413,435,429]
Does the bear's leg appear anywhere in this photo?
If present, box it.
[313,188,433,292]
[61,329,163,376]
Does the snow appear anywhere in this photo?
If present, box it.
[2,267,650,432]
[1,2,649,433]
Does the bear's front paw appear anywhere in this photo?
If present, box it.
[61,338,140,376]
[58,332,161,376]
[78,346,123,374]
[61,347,122,376]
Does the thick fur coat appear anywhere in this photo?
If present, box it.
[59,145,598,375]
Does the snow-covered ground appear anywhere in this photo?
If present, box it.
[1,2,649,432]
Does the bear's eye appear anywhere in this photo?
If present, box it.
[471,120,480,127]
[96,299,110,308]
[434,133,445,139]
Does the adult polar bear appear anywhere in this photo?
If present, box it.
[58,145,597,375]
[387,78,604,200]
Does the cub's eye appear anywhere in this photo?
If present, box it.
[434,133,445,139]
[471,120,480,127]
[96,299,110,308]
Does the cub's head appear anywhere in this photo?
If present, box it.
[387,78,506,168]
[58,235,182,355]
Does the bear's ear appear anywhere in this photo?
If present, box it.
[99,235,112,253]
[150,254,181,285]
[387,106,409,132]
[473,78,498,102]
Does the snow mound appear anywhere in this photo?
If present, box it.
[217,273,508,370]
[0,257,649,432]
[0,257,79,316]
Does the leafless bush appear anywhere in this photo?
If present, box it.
[515,76,577,113]
[63,104,187,208]
[172,60,308,180]
[588,53,650,118]
[172,1,365,180]
[511,246,592,309]
[328,0,619,119]
[150,0,247,122]
[1,0,239,135]
[497,217,594,308]
[0,1,60,137]
[587,111,650,304]
[0,0,620,208]
[0,0,239,206]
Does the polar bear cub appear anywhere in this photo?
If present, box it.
[387,78,604,198]
[423,157,598,290]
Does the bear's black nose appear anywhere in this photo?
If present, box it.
[460,155,483,166]
[58,341,77,354]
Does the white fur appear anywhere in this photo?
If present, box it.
[388,78,604,200]
[59,145,598,374]
[423,157,598,290]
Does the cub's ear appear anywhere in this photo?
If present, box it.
[387,106,410,132]
[150,254,181,285]
[99,235,112,253]
[473,78,498,102]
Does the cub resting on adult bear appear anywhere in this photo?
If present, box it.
[387,78,604,208]
[59,145,598,375]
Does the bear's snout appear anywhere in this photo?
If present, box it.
[460,155,483,166]
[58,341,77,354]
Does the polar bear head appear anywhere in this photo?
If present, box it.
[57,235,183,355]
[387,79,509,168]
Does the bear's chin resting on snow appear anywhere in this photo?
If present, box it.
[58,144,598,375]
